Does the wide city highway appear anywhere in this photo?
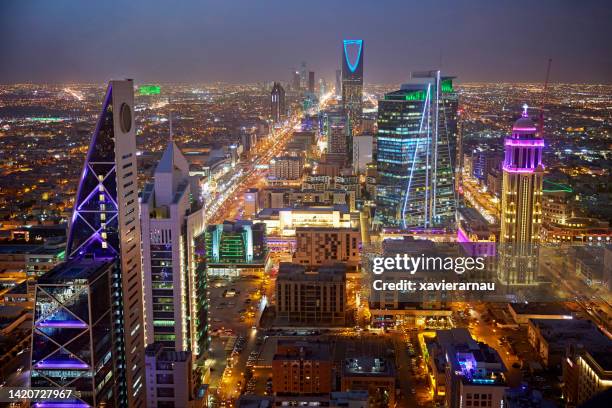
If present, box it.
[203,115,300,224]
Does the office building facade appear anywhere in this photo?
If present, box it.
[141,138,208,359]
[271,82,286,123]
[275,263,346,325]
[293,227,361,269]
[272,340,333,395]
[375,73,458,228]
[269,156,304,181]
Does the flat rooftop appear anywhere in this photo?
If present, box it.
[38,256,114,284]
[343,357,394,377]
[277,262,346,282]
[274,340,331,361]
[530,319,612,353]
[510,302,572,317]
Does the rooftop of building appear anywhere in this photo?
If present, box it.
[529,319,612,353]
[509,302,573,317]
[0,305,26,320]
[588,350,612,372]
[458,207,491,229]
[5,281,28,295]
[256,204,350,218]
[207,220,266,233]
[342,357,395,377]
[512,116,537,132]
[295,226,359,233]
[274,340,331,361]
[0,241,65,255]
[277,262,346,282]
[236,396,273,408]
[434,328,506,385]
[37,256,114,284]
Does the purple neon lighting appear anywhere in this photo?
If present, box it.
[35,359,89,369]
[38,320,88,329]
[512,127,537,132]
[502,165,544,173]
[34,403,90,408]
[457,228,470,243]
[67,85,113,258]
[505,139,544,147]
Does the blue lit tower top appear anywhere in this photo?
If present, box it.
[342,39,363,79]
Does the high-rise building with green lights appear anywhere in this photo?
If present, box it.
[140,129,209,406]
[375,72,458,228]
[205,221,268,276]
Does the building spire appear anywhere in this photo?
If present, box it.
[522,103,529,118]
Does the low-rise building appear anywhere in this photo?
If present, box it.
[275,263,346,325]
[425,328,507,408]
[341,357,396,407]
[255,205,357,237]
[564,340,612,406]
[272,340,333,395]
[527,318,609,369]
[508,302,573,325]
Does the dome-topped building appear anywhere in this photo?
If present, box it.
[498,104,544,287]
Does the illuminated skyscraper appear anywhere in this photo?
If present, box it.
[141,133,208,407]
[31,80,146,406]
[308,71,315,94]
[327,112,350,166]
[342,39,364,139]
[271,82,286,123]
[292,70,301,91]
[498,106,543,286]
[335,69,342,97]
[300,61,308,89]
[375,72,458,228]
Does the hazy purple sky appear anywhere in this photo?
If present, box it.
[1,0,610,84]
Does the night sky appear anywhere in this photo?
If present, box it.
[1,0,610,84]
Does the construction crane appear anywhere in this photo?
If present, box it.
[539,58,552,137]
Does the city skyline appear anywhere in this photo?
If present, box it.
[1,0,611,84]
[1,3,612,407]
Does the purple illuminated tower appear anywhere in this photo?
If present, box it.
[30,80,146,407]
[498,105,544,286]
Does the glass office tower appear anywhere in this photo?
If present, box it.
[375,72,458,229]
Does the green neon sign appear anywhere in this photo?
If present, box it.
[441,79,453,93]
[139,85,161,95]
